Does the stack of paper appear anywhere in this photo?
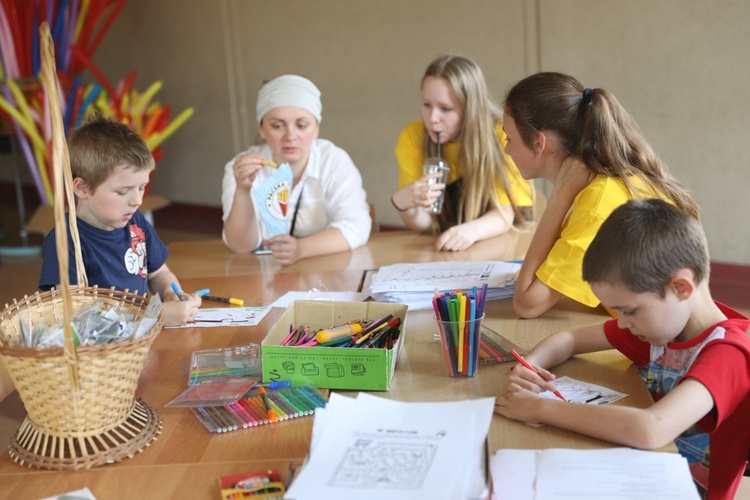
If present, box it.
[367,261,521,310]
[490,447,699,499]
[286,393,495,500]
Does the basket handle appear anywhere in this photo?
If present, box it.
[39,22,84,388]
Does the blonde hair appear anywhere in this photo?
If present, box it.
[421,55,524,231]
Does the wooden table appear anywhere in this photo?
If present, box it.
[0,230,674,499]
[166,230,534,279]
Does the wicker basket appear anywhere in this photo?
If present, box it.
[0,23,163,470]
[0,287,163,469]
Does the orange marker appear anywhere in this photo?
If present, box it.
[259,387,278,422]
[261,159,277,168]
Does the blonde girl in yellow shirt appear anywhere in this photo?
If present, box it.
[391,55,533,252]
[502,72,699,318]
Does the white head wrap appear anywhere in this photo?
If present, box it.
[256,75,322,124]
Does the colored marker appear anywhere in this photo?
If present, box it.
[194,288,210,296]
[197,294,244,306]
[171,282,185,301]
[510,350,566,401]
[316,324,362,344]
[261,159,277,168]
[259,387,278,422]
[259,380,291,390]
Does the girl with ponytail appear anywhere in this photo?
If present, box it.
[503,72,698,318]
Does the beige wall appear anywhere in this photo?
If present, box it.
[4,0,748,264]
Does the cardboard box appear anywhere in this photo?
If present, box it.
[261,300,407,391]
[25,195,171,235]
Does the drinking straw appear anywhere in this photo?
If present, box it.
[436,131,441,160]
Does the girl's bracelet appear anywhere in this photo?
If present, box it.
[390,194,409,212]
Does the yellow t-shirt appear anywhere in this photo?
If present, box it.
[395,119,532,207]
[536,174,663,308]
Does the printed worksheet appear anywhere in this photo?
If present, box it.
[538,376,628,405]
[369,261,520,293]
[287,393,494,500]
[165,307,272,328]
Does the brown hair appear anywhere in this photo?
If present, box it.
[504,72,699,219]
[68,114,154,192]
[422,55,525,230]
[582,199,709,296]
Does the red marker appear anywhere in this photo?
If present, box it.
[510,350,566,401]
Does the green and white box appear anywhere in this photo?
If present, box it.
[261,300,407,391]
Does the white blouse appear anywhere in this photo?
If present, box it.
[221,139,371,250]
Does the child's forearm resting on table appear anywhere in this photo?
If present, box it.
[505,378,714,450]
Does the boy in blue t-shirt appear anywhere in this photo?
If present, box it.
[39,116,201,326]
[494,199,750,499]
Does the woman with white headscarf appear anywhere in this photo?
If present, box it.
[221,75,371,265]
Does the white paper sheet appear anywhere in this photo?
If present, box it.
[538,376,628,405]
[288,393,494,500]
[40,487,97,500]
[367,261,520,309]
[369,261,520,293]
[491,448,700,499]
[165,306,271,328]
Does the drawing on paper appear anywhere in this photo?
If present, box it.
[539,376,628,405]
[329,440,438,489]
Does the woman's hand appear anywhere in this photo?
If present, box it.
[392,173,445,211]
[263,234,300,266]
[233,153,267,192]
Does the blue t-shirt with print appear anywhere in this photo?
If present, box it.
[39,210,168,295]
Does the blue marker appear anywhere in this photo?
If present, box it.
[170,282,185,301]
[260,381,291,390]
[194,288,210,296]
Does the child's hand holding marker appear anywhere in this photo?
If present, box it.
[507,350,565,401]
[165,282,202,326]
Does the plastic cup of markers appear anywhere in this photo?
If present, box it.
[434,314,484,378]
[422,158,450,214]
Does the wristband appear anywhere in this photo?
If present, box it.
[390,194,408,212]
